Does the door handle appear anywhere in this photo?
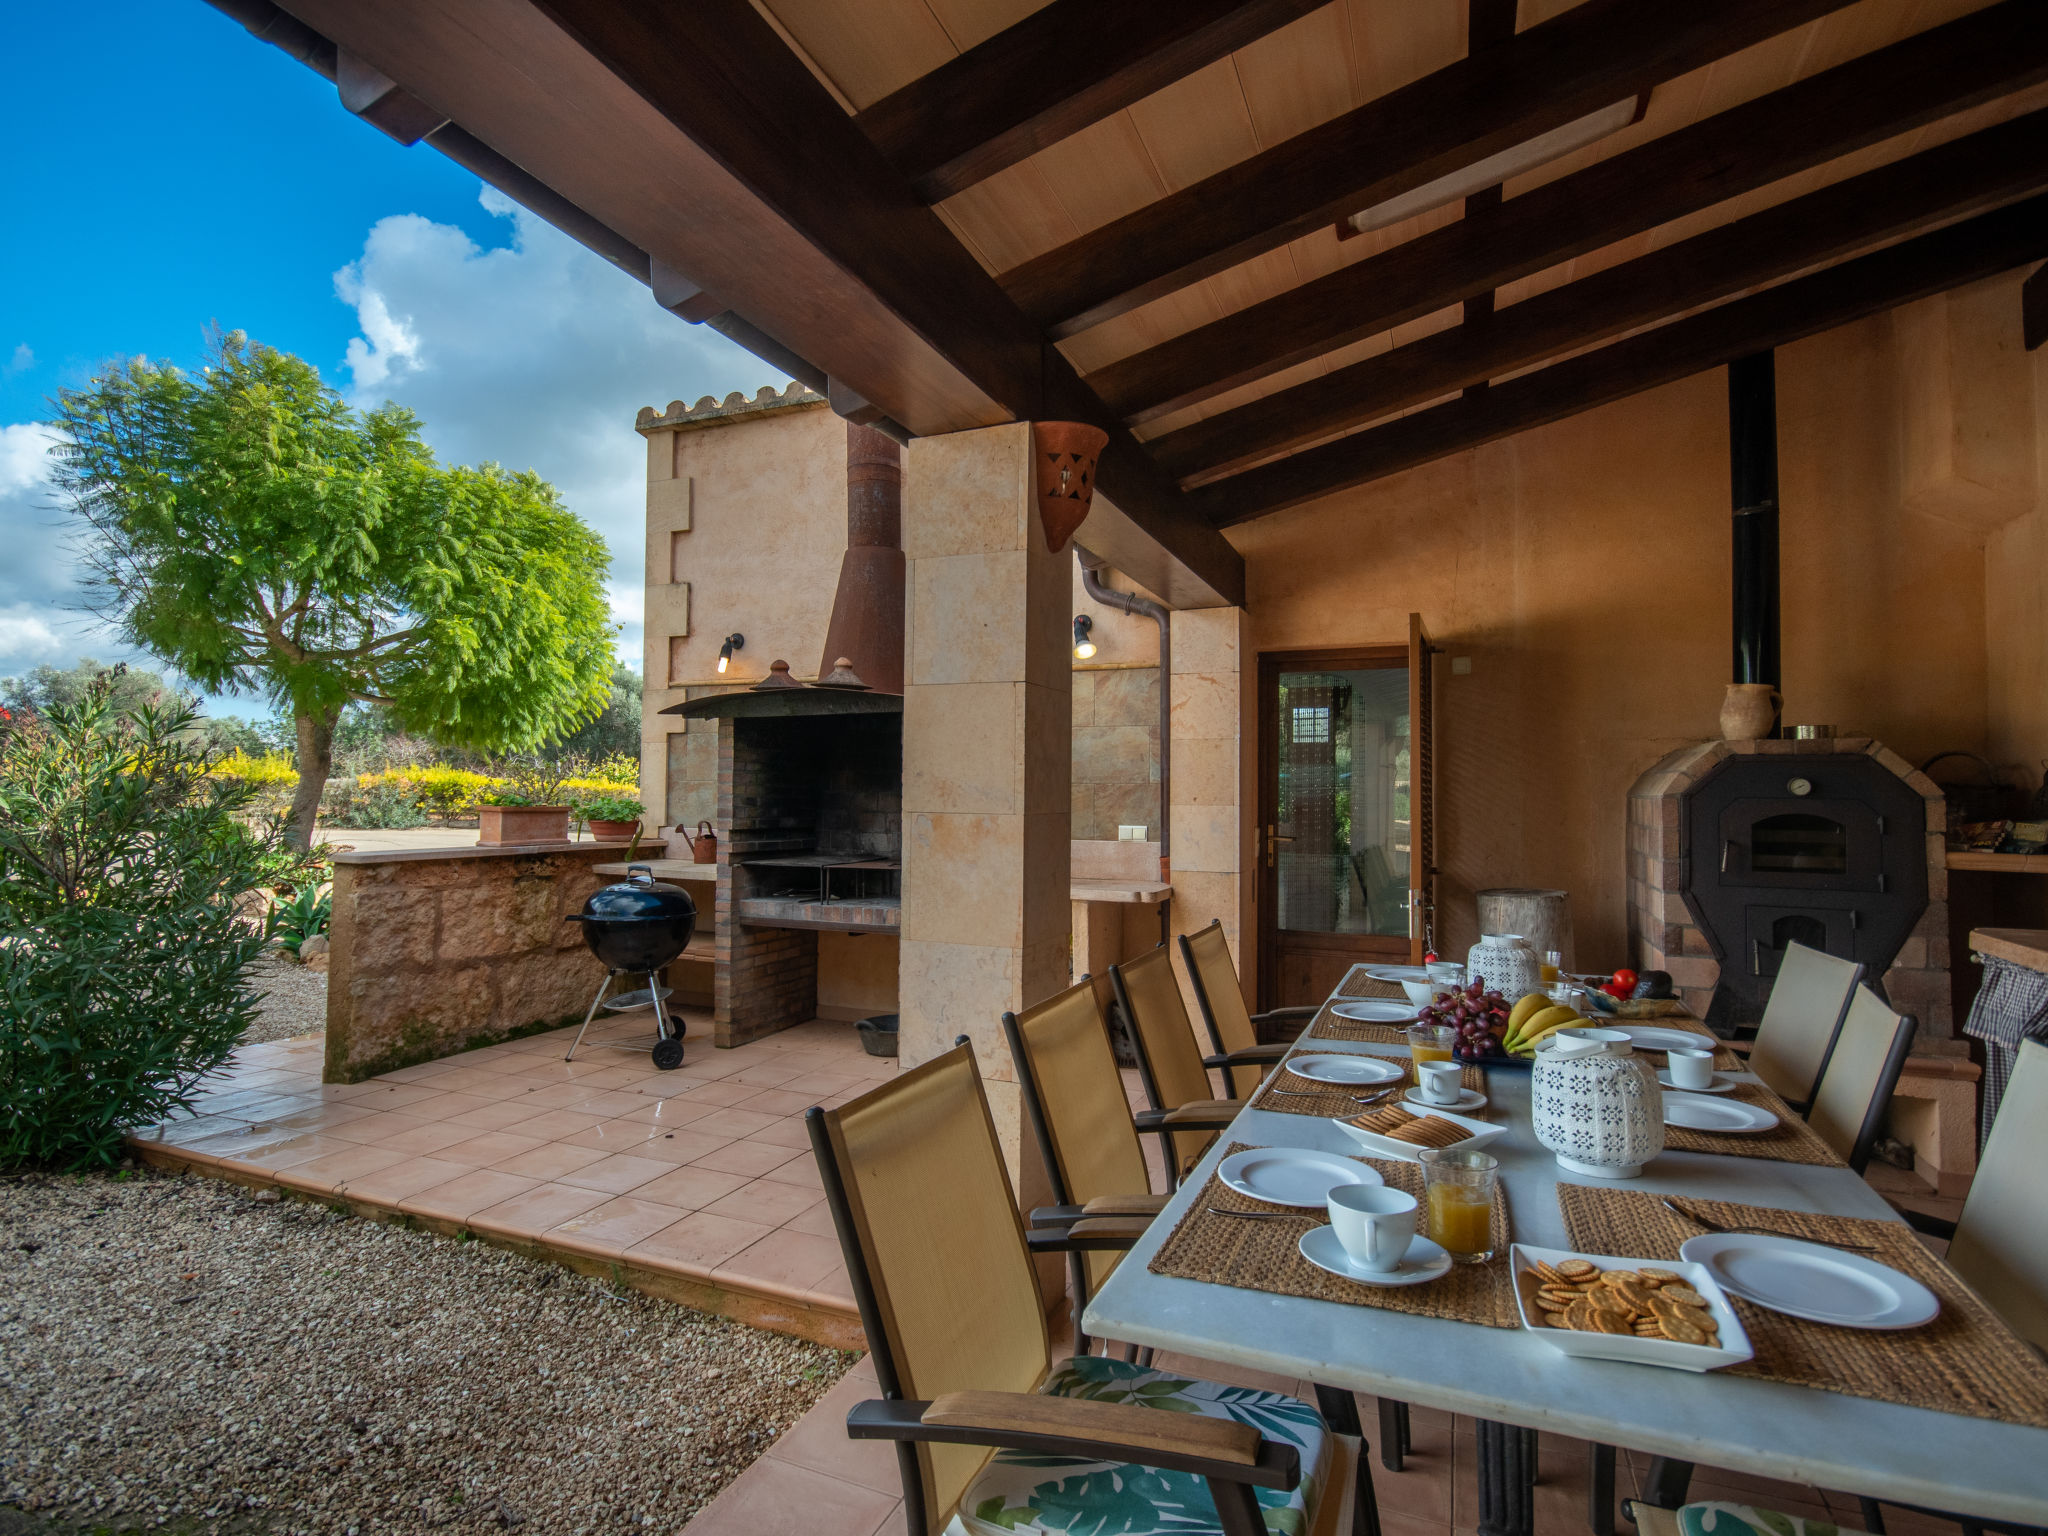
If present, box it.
[1265,826,1295,869]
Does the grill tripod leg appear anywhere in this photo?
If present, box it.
[565,972,616,1061]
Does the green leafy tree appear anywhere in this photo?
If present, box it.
[1,655,172,717]
[48,332,616,846]
[542,660,642,762]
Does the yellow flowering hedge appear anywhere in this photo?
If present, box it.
[208,755,638,819]
[209,751,298,786]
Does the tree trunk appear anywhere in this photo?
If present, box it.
[287,709,338,851]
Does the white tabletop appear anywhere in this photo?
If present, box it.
[1083,1016,2048,1524]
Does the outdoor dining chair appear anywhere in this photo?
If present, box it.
[1806,984,1917,1174]
[1180,920,1318,1098]
[805,1041,1375,1536]
[1005,976,1234,1355]
[1110,942,1253,1187]
[1735,940,1863,1111]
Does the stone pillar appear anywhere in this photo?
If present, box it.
[1168,607,1256,1005]
[900,423,1072,1183]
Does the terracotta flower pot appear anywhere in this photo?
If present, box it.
[1719,682,1780,741]
[1033,421,1109,554]
[475,804,571,845]
[587,818,640,841]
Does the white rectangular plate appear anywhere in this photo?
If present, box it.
[1333,1105,1505,1162]
[1510,1243,1754,1372]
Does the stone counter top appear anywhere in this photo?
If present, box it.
[1969,926,2048,972]
[593,859,717,880]
[332,838,637,866]
[1071,877,1172,905]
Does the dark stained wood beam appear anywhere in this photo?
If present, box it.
[1153,110,2048,481]
[525,0,1244,607]
[1189,194,2048,527]
[2026,262,2048,351]
[855,0,1331,203]
[1092,0,2048,422]
[998,0,1862,336]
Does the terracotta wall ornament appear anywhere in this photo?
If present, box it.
[1719,681,1780,741]
[1033,421,1109,553]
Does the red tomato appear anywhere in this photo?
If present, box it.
[1611,968,1639,991]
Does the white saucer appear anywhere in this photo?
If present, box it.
[1288,1054,1405,1086]
[1218,1147,1381,1209]
[1679,1233,1939,1330]
[1299,1226,1452,1287]
[1330,999,1419,1023]
[1403,1086,1488,1113]
[1656,1069,1738,1094]
[1662,1092,1777,1134]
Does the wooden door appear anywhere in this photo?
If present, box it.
[1257,620,1436,1010]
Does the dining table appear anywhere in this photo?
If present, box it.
[1082,968,2048,1535]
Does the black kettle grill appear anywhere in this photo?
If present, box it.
[564,864,698,1069]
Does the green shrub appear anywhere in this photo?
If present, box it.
[574,792,643,823]
[0,684,274,1168]
[328,779,430,829]
[265,882,333,954]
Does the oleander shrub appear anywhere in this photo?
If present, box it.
[0,683,274,1168]
[328,778,430,829]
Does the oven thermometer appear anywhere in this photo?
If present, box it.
[1786,777,1813,796]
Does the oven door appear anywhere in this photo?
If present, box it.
[1716,798,1885,892]
[1740,904,1858,982]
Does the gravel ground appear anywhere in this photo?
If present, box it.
[0,1170,852,1535]
[242,955,327,1046]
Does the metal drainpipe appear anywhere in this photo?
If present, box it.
[1075,548,1171,885]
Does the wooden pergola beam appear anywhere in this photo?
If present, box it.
[1153,109,2048,481]
[854,0,1330,203]
[1094,0,2048,423]
[2026,262,2048,351]
[1192,194,2048,527]
[997,0,1861,336]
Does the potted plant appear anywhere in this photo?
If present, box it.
[473,757,577,845]
[577,792,644,841]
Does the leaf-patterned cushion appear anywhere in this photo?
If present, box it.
[1676,1503,1856,1536]
[954,1354,1331,1536]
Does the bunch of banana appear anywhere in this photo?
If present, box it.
[1502,993,1586,1058]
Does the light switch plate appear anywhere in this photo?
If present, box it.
[1451,656,1472,675]
[1118,825,1148,841]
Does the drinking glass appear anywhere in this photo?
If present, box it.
[1540,949,1563,985]
[1405,1022,1456,1066]
[1419,1147,1498,1264]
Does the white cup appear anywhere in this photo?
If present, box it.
[1418,1060,1464,1105]
[1667,1046,1716,1090]
[1327,1184,1418,1272]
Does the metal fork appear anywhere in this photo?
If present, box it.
[1660,1198,1876,1252]
[1264,1086,1396,1106]
[1209,1207,1322,1225]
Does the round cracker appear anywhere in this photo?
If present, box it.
[1638,1267,1680,1286]
[1660,1285,1707,1308]
[1556,1258,1597,1280]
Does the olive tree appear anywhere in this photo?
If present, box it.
[47,333,616,846]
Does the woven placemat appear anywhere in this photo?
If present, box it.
[1307,968,1416,1044]
[1620,1015,1743,1072]
[1557,1184,2048,1428]
[1661,1082,1843,1167]
[1148,1142,1520,1326]
[1253,1061,1484,1119]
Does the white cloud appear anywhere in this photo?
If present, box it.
[4,344,30,375]
[0,604,64,660]
[332,187,777,672]
[0,421,56,492]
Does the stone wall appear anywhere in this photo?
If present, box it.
[325,844,627,1082]
[1072,664,1160,840]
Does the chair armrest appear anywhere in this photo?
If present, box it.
[1083,1193,1170,1218]
[1721,1038,1756,1055]
[846,1393,1300,1491]
[1026,1217,1152,1253]
[1203,1044,1289,1069]
[1029,1204,1085,1228]
[1898,1205,1958,1241]
[1133,1107,1239,1136]
[1252,1006,1318,1023]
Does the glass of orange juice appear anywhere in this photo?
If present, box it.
[1540,949,1563,985]
[1404,1022,1456,1066]
[1420,1147,1498,1264]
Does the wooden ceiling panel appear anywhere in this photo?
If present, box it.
[918,0,1048,52]
[1231,3,1361,145]
[1341,0,1467,102]
[751,0,958,108]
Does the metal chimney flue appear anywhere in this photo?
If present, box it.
[1729,351,1780,701]
[817,422,904,695]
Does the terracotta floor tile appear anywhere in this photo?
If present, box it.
[494,1080,599,1111]
[504,1108,606,1141]
[733,1087,823,1118]
[691,1139,803,1177]
[259,1101,383,1134]
[626,1073,702,1099]
[217,1131,361,1172]
[744,1118,819,1151]
[633,1128,741,1165]
[780,1202,841,1239]
[676,1079,766,1108]
[490,1141,610,1180]
[624,1210,773,1272]
[555,1152,673,1195]
[687,1106,781,1140]
[466,1181,612,1241]
[376,1061,463,1084]
[763,1369,904,1495]
[728,1062,806,1089]
[398,1168,541,1222]
[781,1072,864,1097]
[546,1196,688,1258]
[172,1123,303,1163]
[613,1095,721,1130]
[803,1263,853,1310]
[565,1089,656,1118]
[564,1064,652,1090]
[341,1155,475,1204]
[445,1098,546,1132]
[713,1228,843,1293]
[629,1163,751,1211]
[142,1113,254,1147]
[559,1118,662,1153]
[346,1081,455,1111]
[680,1447,901,1536]
[437,1130,549,1167]
[700,1177,823,1227]
[276,1142,410,1194]
[665,1057,748,1083]
[368,1119,483,1155]
[756,1152,823,1190]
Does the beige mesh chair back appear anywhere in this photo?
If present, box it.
[1111,943,1233,1177]
[1005,978,1153,1291]
[1947,1037,2048,1350]
[1806,984,1916,1173]
[1181,921,1266,1097]
[809,1046,1049,1530]
[1749,941,1862,1108]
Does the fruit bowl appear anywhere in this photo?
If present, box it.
[1457,1048,1531,1070]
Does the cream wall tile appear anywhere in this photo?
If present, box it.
[908,550,1031,686]
[1170,670,1239,742]
[902,682,1026,815]
[902,422,1032,561]
[1171,607,1244,677]
[1173,807,1243,876]
[902,811,1023,950]
[1172,736,1242,809]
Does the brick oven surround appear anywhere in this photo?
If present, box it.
[1626,737,1955,1051]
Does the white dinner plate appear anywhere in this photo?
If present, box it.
[1299,1227,1452,1287]
[1330,999,1419,1023]
[1678,1233,1940,1330]
[1362,965,1432,983]
[1218,1148,1382,1209]
[1617,1025,1716,1053]
[1286,1054,1406,1086]
[1662,1093,1778,1134]
[1656,1069,1738,1094]
[1403,1086,1489,1113]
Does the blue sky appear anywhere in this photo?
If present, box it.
[0,1,779,715]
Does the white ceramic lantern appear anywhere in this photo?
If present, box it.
[1531,1030,1665,1179]
[1465,933,1541,998]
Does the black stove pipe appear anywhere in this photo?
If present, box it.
[1729,352,1781,700]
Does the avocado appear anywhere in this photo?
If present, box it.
[1632,970,1674,999]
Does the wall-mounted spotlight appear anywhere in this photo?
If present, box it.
[716,633,745,674]
[1072,615,1097,660]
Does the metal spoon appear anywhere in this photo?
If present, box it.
[1660,1198,1876,1252]
[1209,1207,1322,1225]
[1264,1086,1396,1106]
